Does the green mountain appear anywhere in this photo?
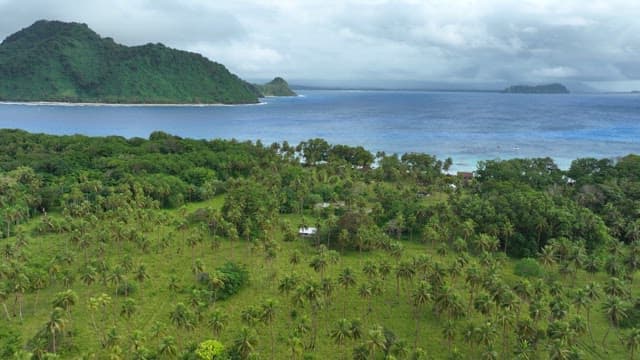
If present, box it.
[0,20,263,104]
[255,77,297,96]
[503,83,570,94]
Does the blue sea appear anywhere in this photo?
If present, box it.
[1,90,639,171]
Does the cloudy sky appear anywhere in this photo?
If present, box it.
[1,0,639,90]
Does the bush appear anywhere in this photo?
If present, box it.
[216,262,249,300]
[195,339,226,360]
[513,258,544,278]
[115,281,137,296]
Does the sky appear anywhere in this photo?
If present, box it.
[1,0,639,91]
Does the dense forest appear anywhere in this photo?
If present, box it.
[0,20,262,104]
[1,129,640,359]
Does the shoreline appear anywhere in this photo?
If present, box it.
[0,100,268,107]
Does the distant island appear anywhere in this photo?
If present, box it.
[255,77,297,96]
[503,83,570,94]
[0,20,295,104]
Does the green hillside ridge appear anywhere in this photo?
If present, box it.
[255,77,297,96]
[0,20,264,104]
[503,83,570,94]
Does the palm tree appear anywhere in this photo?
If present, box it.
[134,263,150,297]
[289,250,302,266]
[442,320,456,355]
[605,277,630,298]
[13,272,29,321]
[208,271,225,309]
[365,325,387,359]
[0,286,10,320]
[158,336,178,358]
[120,298,136,320]
[338,267,357,316]
[169,302,194,346]
[358,283,372,316]
[411,280,432,350]
[602,296,629,347]
[475,321,497,348]
[395,260,415,296]
[233,327,258,360]
[288,335,304,360]
[241,306,260,326]
[46,307,67,354]
[30,270,48,312]
[80,266,97,287]
[52,289,78,320]
[378,260,391,281]
[108,264,125,298]
[309,255,328,278]
[434,284,464,320]
[583,282,600,346]
[278,273,299,297]
[626,328,640,360]
[330,318,353,359]
[298,280,324,349]
[208,309,228,337]
[261,299,278,360]
[362,261,378,280]
[168,274,180,294]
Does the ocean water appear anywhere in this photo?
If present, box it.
[1,90,639,171]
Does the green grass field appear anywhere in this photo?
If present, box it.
[1,193,635,359]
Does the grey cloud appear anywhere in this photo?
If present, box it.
[1,0,639,90]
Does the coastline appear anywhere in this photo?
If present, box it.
[0,100,268,107]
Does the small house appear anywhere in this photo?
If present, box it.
[298,226,317,236]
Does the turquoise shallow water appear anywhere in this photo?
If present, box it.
[1,90,639,171]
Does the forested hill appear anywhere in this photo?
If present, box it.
[255,77,297,96]
[0,20,262,104]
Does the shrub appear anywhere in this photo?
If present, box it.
[195,339,226,360]
[514,258,544,278]
[216,262,249,300]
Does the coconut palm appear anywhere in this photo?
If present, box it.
[289,250,302,266]
[241,306,260,326]
[411,280,432,350]
[605,277,629,298]
[395,260,415,295]
[208,271,225,308]
[378,260,391,281]
[233,327,258,360]
[80,265,97,287]
[602,296,629,347]
[309,255,328,278]
[442,320,457,354]
[434,284,464,320]
[169,302,194,331]
[626,328,640,360]
[261,299,278,360]
[330,318,353,359]
[158,336,177,358]
[365,325,387,359]
[358,283,373,315]
[120,298,136,320]
[134,263,150,297]
[278,273,299,297]
[288,335,304,360]
[208,309,228,336]
[52,289,78,319]
[362,261,378,280]
[338,267,357,316]
[46,307,67,353]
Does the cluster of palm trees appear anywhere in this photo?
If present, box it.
[4,182,640,359]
